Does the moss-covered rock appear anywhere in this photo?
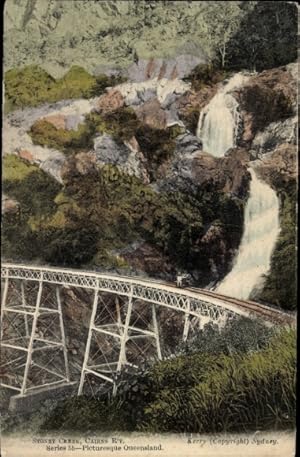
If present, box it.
[4,65,126,112]
[29,119,94,153]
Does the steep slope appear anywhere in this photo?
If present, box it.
[4,1,297,77]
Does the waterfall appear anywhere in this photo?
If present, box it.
[197,73,249,157]
[196,73,280,299]
[216,168,280,299]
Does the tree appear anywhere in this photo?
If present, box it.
[199,2,248,68]
[227,1,297,71]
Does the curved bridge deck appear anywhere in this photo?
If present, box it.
[1,263,292,323]
[1,263,294,407]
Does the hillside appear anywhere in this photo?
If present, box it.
[4,1,297,76]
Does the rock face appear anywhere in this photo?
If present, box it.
[41,114,67,130]
[3,98,97,183]
[4,1,210,76]
[95,89,125,114]
[116,77,191,107]
[134,98,167,129]
[121,242,175,279]
[93,134,149,183]
[251,117,297,156]
[157,133,250,198]
[2,194,19,214]
[237,64,297,147]
[126,55,206,83]
[176,85,218,134]
[255,144,297,189]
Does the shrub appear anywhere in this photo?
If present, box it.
[139,327,296,433]
[5,65,126,112]
[3,154,38,181]
[3,164,60,218]
[4,66,56,112]
[184,64,229,92]
[89,73,127,97]
[38,326,295,434]
[29,120,94,153]
[135,124,183,181]
[2,157,61,262]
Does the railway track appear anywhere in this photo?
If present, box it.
[186,287,295,325]
[2,263,295,325]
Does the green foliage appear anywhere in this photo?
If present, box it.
[184,63,229,92]
[135,124,183,180]
[86,107,140,141]
[40,396,130,433]
[3,157,60,218]
[260,186,297,310]
[4,66,56,112]
[138,327,296,433]
[29,120,94,153]
[89,73,127,97]
[5,65,126,112]
[3,154,38,181]
[2,156,61,262]
[54,66,96,99]
[227,2,297,71]
[39,326,296,434]
[37,226,99,267]
[61,162,243,274]
[2,155,243,275]
[30,107,182,180]
[176,316,274,356]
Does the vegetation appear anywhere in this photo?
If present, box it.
[3,154,38,181]
[3,156,60,218]
[184,63,229,92]
[4,65,126,112]
[85,107,141,142]
[2,155,243,278]
[29,120,94,153]
[260,184,297,310]
[36,325,295,433]
[29,106,184,180]
[227,1,297,71]
[2,156,61,262]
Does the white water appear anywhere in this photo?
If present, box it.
[216,168,280,299]
[196,73,280,299]
[197,73,249,157]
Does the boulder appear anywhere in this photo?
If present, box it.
[134,98,167,129]
[157,133,250,199]
[2,194,19,214]
[95,88,125,113]
[237,64,297,144]
[251,116,297,155]
[42,114,67,130]
[93,133,149,183]
[255,143,297,189]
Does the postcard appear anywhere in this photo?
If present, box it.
[1,1,297,456]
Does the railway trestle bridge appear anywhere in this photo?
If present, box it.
[1,263,293,409]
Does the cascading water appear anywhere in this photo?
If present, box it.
[196,73,280,299]
[197,73,249,157]
[216,168,280,299]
